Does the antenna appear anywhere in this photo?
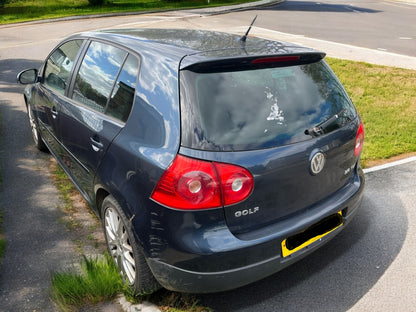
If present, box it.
[240,15,258,43]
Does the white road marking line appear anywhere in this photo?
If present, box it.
[364,157,416,173]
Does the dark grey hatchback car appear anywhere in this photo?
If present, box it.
[18,28,365,294]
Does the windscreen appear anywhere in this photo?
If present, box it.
[180,60,357,151]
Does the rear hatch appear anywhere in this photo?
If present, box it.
[179,54,361,235]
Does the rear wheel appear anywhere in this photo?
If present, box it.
[101,195,160,294]
[27,105,48,152]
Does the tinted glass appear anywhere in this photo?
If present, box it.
[180,60,357,151]
[72,41,127,113]
[106,54,139,122]
[44,40,83,94]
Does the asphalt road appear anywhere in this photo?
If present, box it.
[184,0,416,57]
[255,0,416,57]
[0,64,79,311]
[0,1,415,311]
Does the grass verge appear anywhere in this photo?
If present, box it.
[51,162,76,211]
[52,253,211,312]
[0,0,256,24]
[52,253,211,311]
[327,58,416,168]
[51,255,123,311]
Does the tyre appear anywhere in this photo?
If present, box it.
[27,105,48,152]
[101,195,160,295]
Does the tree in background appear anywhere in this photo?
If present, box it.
[0,0,9,8]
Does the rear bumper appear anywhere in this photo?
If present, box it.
[148,205,359,293]
[147,170,365,293]
[148,250,288,293]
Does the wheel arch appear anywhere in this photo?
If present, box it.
[95,187,110,218]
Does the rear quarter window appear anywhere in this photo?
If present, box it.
[180,60,357,151]
[106,54,139,122]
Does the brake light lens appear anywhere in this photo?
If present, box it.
[251,56,300,64]
[151,155,254,210]
[354,120,365,156]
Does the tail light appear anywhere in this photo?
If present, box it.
[151,155,254,210]
[354,120,365,157]
[251,56,300,64]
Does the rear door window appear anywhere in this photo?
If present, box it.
[72,41,127,113]
[180,60,357,151]
[71,41,139,122]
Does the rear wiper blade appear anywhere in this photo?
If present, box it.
[305,109,346,137]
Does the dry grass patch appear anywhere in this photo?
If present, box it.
[48,158,106,256]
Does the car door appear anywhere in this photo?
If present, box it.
[34,39,84,156]
[59,40,139,203]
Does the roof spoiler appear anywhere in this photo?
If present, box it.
[181,52,326,73]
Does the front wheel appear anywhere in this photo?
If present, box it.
[101,195,160,295]
[27,105,48,152]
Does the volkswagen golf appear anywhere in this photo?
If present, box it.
[18,28,365,294]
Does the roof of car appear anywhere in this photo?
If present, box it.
[77,28,325,70]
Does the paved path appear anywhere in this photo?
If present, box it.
[0,64,78,311]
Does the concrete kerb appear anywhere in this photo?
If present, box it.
[186,0,284,14]
[363,156,416,174]
[389,0,416,4]
[118,296,162,312]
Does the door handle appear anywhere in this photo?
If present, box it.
[51,106,58,119]
[90,136,104,152]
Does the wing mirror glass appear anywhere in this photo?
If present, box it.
[17,69,38,84]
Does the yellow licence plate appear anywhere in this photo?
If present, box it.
[281,211,343,258]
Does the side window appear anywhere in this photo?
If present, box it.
[44,40,83,95]
[106,54,139,122]
[72,41,127,113]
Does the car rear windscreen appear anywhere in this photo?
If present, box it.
[180,60,357,151]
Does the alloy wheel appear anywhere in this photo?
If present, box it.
[104,206,136,285]
[28,108,39,145]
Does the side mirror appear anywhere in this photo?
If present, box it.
[17,69,38,84]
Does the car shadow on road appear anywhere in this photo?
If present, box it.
[198,178,407,311]
[261,1,381,13]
